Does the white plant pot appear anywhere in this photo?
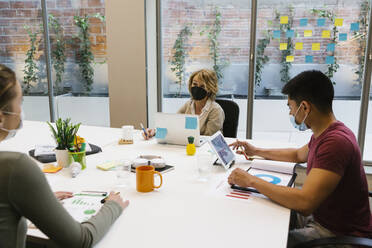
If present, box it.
[55,149,70,168]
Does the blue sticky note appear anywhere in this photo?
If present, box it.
[300,18,308,27]
[185,117,197,130]
[273,30,281,39]
[351,22,360,31]
[339,33,347,41]
[286,30,294,38]
[326,56,335,64]
[155,128,167,139]
[317,18,326,26]
[327,43,335,52]
[305,55,313,63]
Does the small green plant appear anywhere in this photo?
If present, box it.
[23,26,40,94]
[353,0,370,86]
[311,8,340,84]
[74,13,105,93]
[201,6,229,84]
[255,31,271,88]
[49,14,66,95]
[47,118,81,150]
[169,25,192,96]
[275,7,294,85]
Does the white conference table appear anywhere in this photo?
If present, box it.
[0,121,297,248]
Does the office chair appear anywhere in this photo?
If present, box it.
[215,99,239,138]
[293,192,372,248]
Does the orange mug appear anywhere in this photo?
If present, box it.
[136,165,163,192]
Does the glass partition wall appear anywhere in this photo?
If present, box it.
[156,0,372,164]
[0,0,109,126]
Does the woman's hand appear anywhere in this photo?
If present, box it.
[55,191,73,201]
[106,191,130,210]
[228,168,255,188]
[229,140,257,157]
[142,128,156,140]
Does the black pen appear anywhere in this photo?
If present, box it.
[101,192,120,204]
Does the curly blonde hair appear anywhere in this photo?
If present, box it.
[188,69,218,100]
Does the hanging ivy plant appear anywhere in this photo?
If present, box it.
[275,7,294,85]
[353,0,370,86]
[311,8,340,84]
[255,30,271,89]
[74,13,105,94]
[23,26,40,94]
[201,6,229,85]
[169,25,192,97]
[49,14,66,95]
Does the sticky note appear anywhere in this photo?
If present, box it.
[300,18,308,27]
[273,30,281,39]
[280,16,288,24]
[280,43,288,50]
[155,128,167,139]
[317,18,326,26]
[295,42,303,50]
[327,43,335,52]
[335,18,343,27]
[322,30,331,38]
[286,30,294,38]
[351,22,360,31]
[312,43,320,51]
[326,56,335,64]
[339,33,347,41]
[185,117,197,130]
[286,55,294,62]
[305,55,313,63]
[304,30,312,37]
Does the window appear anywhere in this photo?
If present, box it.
[253,0,370,146]
[160,0,250,138]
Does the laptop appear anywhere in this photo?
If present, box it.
[154,112,204,146]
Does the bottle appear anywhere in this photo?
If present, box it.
[186,136,196,156]
[70,162,82,178]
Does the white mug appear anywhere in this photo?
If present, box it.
[122,125,134,141]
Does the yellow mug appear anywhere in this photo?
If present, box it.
[136,165,163,192]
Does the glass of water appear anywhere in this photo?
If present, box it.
[114,160,131,187]
[196,152,213,182]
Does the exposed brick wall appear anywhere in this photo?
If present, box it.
[162,0,367,66]
[0,0,106,62]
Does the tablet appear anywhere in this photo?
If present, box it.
[208,131,235,170]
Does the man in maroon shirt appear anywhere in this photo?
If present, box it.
[228,70,372,247]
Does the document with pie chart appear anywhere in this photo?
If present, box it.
[232,159,297,192]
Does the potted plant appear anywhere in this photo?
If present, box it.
[47,118,81,168]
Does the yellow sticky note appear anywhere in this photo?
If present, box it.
[286,55,294,62]
[335,18,343,27]
[312,43,320,51]
[280,16,288,24]
[322,30,331,38]
[295,42,303,50]
[304,30,312,37]
[280,43,288,50]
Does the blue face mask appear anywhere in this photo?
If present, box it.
[289,103,309,131]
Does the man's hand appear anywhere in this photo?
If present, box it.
[106,191,130,210]
[229,140,257,157]
[55,191,73,201]
[228,168,255,188]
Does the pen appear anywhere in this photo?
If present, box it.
[140,123,148,138]
[101,192,120,204]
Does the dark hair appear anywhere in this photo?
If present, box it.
[0,64,17,111]
[281,70,334,113]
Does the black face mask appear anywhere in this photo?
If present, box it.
[191,86,208,100]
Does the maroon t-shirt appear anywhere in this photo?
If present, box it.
[307,121,372,237]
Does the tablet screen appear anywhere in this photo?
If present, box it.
[210,133,235,167]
